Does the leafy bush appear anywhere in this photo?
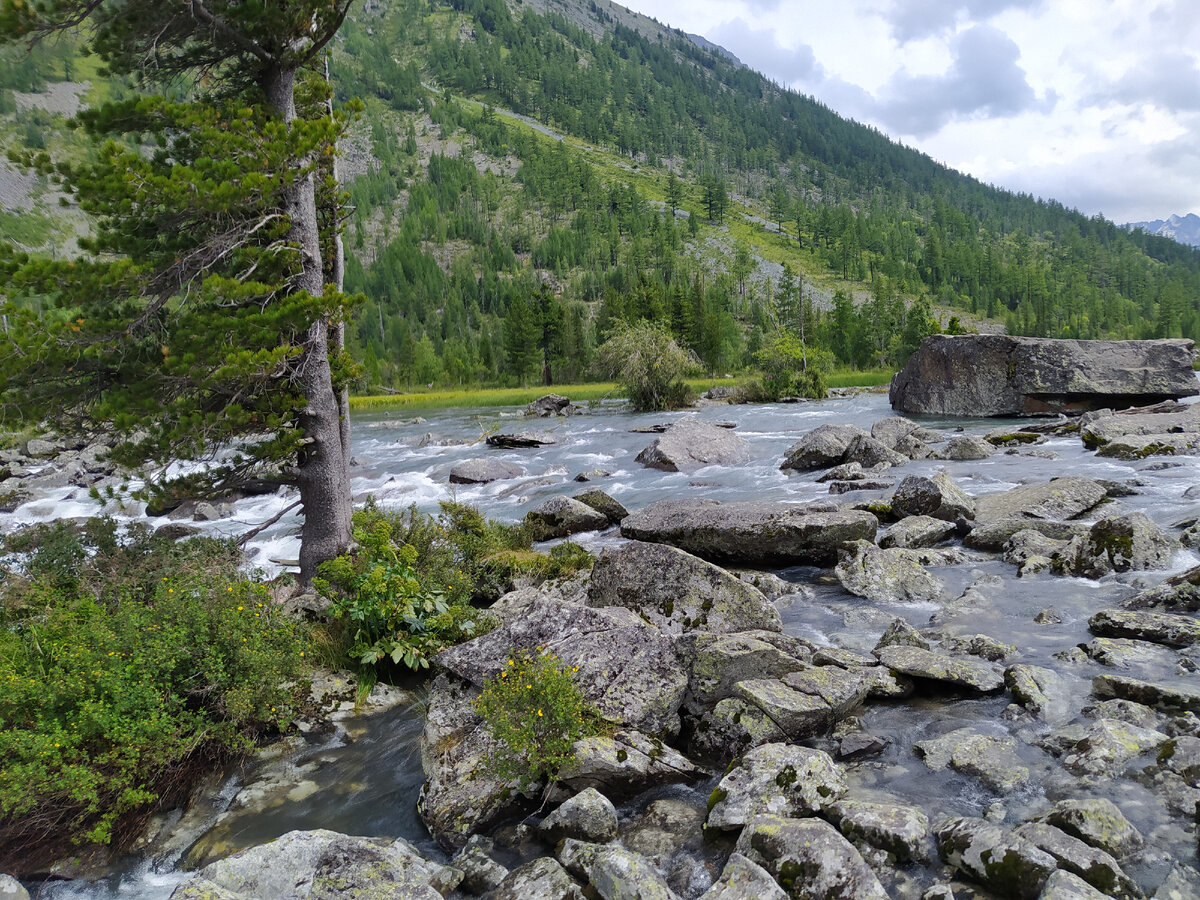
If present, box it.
[748,332,832,401]
[593,320,698,411]
[0,521,307,867]
[474,648,600,790]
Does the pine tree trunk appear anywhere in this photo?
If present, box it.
[265,66,353,587]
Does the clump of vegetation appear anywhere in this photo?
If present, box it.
[746,332,833,401]
[593,320,698,412]
[474,648,602,791]
[315,501,593,675]
[0,520,308,872]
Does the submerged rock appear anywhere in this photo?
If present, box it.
[636,418,751,473]
[889,335,1198,417]
[914,728,1030,793]
[620,499,877,566]
[588,541,780,635]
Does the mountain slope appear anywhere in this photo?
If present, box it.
[1127,213,1200,249]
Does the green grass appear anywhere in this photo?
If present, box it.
[349,370,891,412]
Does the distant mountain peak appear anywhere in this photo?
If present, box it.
[1125,212,1200,248]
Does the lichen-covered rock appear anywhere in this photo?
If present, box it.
[890,335,1198,416]
[489,857,582,900]
[1093,674,1200,713]
[842,433,909,468]
[914,728,1030,793]
[732,679,834,740]
[452,837,509,896]
[1056,513,1178,578]
[880,515,958,549]
[780,424,869,471]
[168,830,461,900]
[835,540,948,604]
[574,489,628,524]
[973,477,1108,523]
[449,458,524,484]
[557,839,606,881]
[588,541,781,636]
[636,418,752,473]
[1089,609,1200,648]
[874,617,930,652]
[1158,735,1200,787]
[688,698,787,764]
[1005,665,1071,724]
[590,847,679,900]
[782,666,871,719]
[965,518,1091,552]
[1122,565,1200,613]
[1005,529,1070,570]
[1013,823,1141,900]
[1038,870,1112,900]
[1034,798,1143,858]
[876,646,1005,693]
[735,814,888,900]
[538,788,618,845]
[940,435,995,460]
[1052,717,1169,777]
[826,799,932,863]
[620,499,878,566]
[527,394,573,417]
[700,853,787,900]
[872,416,940,450]
[679,633,809,716]
[1081,401,1200,449]
[560,731,706,799]
[935,817,1057,899]
[0,876,29,900]
[525,496,610,540]
[706,743,845,831]
[1153,864,1200,900]
[892,473,976,522]
[621,798,705,862]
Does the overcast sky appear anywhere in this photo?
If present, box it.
[618,0,1200,224]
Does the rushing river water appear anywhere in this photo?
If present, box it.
[18,385,1200,898]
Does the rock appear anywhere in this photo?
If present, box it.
[817,461,875,483]
[575,469,611,482]
[1158,735,1200,786]
[874,618,929,651]
[0,876,29,900]
[1057,514,1178,578]
[733,679,835,740]
[590,847,679,900]
[890,335,1198,416]
[872,416,939,449]
[1082,699,1162,731]
[528,394,573,417]
[987,428,1047,446]
[965,519,1091,552]
[452,837,509,895]
[705,743,845,831]
[680,632,808,716]
[1038,870,1111,900]
[940,435,995,460]
[558,838,605,880]
[880,515,958,549]
[892,472,977,522]
[1081,400,1200,448]
[1089,609,1200,648]
[449,458,524,484]
[780,424,869,471]
[783,666,872,719]
[700,853,787,900]
[1013,823,1141,900]
[486,430,559,448]
[1035,798,1143,858]
[935,817,1057,899]
[835,540,948,604]
[943,633,1017,662]
[168,829,460,900]
[838,732,891,760]
[538,787,618,845]
[573,489,628,524]
[876,645,1005,693]
[1093,673,1200,713]
[1005,665,1071,724]
[1122,565,1200,613]
[914,728,1029,793]
[489,857,581,900]
[735,814,888,900]
[636,418,751,473]
[433,598,688,738]
[828,478,894,494]
[1054,716,1170,775]
[1154,864,1200,899]
[1035,608,1064,625]
[827,799,932,863]
[842,433,909,468]
[588,541,781,635]
[622,798,705,861]
[620,499,878,566]
[525,496,610,540]
[560,731,706,798]
[1099,432,1200,459]
[973,477,1108,523]
[1005,529,1069,570]
[689,698,787,764]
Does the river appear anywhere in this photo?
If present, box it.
[18,386,1200,897]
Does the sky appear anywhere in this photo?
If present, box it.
[617,0,1200,225]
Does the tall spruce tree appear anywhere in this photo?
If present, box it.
[1,0,356,584]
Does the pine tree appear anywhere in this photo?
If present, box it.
[0,0,357,585]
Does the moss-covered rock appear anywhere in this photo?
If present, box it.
[935,816,1056,899]
[1034,798,1143,858]
[735,814,888,900]
[705,743,845,831]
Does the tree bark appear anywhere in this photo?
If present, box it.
[265,65,352,587]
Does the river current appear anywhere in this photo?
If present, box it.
[17,385,1200,898]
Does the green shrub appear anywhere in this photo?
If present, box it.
[474,648,601,790]
[0,520,307,863]
[593,320,698,411]
[749,333,832,401]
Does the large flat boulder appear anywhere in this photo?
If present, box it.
[620,499,878,566]
[636,418,751,472]
[890,335,1198,416]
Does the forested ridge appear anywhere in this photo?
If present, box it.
[4,0,1200,392]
